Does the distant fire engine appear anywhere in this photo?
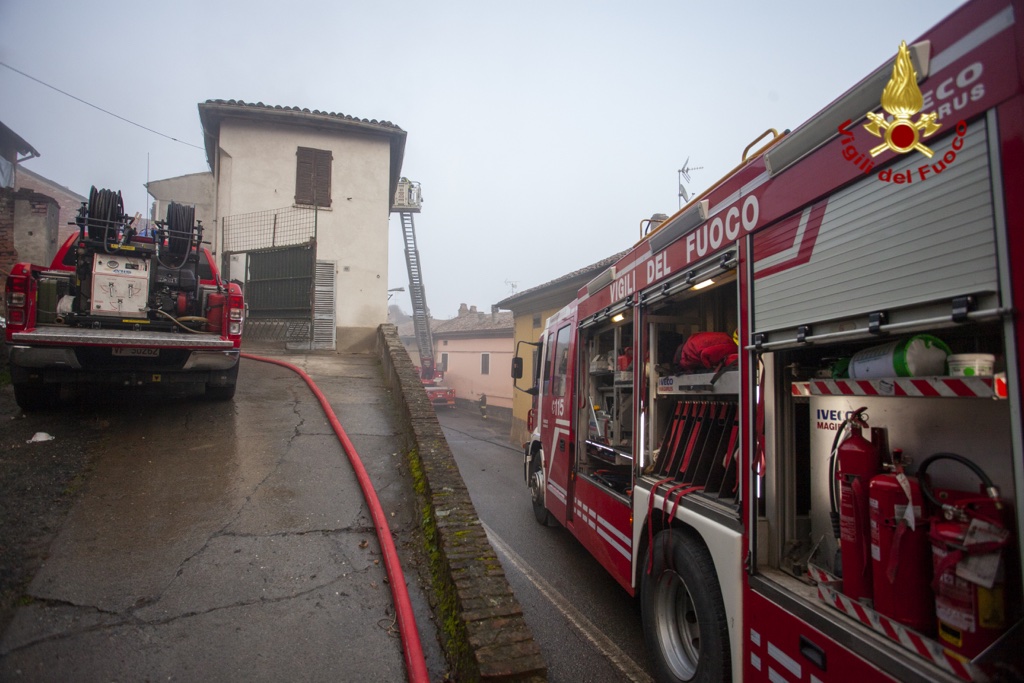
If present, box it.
[513,2,1023,681]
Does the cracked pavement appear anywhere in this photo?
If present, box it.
[0,352,445,681]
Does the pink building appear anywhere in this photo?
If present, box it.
[434,304,514,419]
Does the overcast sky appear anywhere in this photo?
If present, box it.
[1,0,964,319]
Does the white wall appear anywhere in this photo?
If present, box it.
[149,172,215,235]
[213,119,393,344]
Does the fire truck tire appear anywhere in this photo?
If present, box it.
[13,382,61,411]
[641,528,730,683]
[529,452,554,526]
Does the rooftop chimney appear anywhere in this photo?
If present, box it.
[458,303,468,317]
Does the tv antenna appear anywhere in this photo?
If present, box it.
[678,156,704,208]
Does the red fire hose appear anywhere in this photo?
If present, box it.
[241,353,429,683]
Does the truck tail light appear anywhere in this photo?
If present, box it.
[228,293,244,337]
[5,268,32,336]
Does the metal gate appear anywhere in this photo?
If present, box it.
[220,205,332,348]
[244,242,317,346]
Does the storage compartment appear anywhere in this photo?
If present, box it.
[639,269,741,512]
[760,320,1021,677]
[578,313,634,493]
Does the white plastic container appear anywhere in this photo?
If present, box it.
[848,335,951,379]
[947,353,995,377]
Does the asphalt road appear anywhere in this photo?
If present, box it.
[437,407,655,683]
[0,354,446,682]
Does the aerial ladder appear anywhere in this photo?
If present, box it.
[392,178,436,381]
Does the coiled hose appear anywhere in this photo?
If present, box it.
[161,202,196,269]
[86,186,124,242]
[918,452,1002,515]
[241,353,429,683]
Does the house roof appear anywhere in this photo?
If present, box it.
[434,310,514,338]
[0,120,40,161]
[496,250,628,311]
[197,99,407,204]
[145,171,214,201]
[15,165,86,201]
[392,317,445,340]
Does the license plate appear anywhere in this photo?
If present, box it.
[112,347,160,357]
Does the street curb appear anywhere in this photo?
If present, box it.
[376,324,547,682]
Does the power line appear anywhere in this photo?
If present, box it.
[0,61,205,151]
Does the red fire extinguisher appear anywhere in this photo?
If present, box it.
[833,407,883,601]
[869,449,934,634]
[919,452,1012,660]
[206,291,226,334]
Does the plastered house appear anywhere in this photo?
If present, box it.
[197,100,406,351]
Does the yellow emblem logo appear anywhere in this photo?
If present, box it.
[864,41,941,158]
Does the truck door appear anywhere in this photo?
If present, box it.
[541,322,575,524]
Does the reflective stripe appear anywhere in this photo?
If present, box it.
[930,6,1014,74]
[768,642,802,679]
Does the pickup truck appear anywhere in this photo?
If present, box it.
[3,187,244,410]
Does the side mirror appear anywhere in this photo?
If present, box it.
[511,356,524,380]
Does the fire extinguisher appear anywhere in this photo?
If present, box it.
[869,449,934,634]
[919,452,1012,660]
[831,407,883,601]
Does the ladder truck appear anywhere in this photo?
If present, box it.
[513,2,1023,680]
[392,179,455,407]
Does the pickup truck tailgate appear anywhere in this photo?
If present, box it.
[12,327,234,348]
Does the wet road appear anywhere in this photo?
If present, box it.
[437,408,654,683]
[0,354,445,682]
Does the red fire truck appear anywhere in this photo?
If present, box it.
[513,2,1023,681]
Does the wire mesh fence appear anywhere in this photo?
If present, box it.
[220,206,319,346]
[221,205,317,253]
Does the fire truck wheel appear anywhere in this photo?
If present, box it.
[641,528,730,683]
[529,452,554,526]
[13,382,61,411]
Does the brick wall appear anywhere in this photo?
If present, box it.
[377,324,547,682]
[0,188,15,318]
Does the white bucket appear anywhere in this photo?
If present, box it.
[947,353,995,377]
[848,335,951,379]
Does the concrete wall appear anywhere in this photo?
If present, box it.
[12,191,58,268]
[14,167,85,247]
[437,336,514,410]
[214,119,392,350]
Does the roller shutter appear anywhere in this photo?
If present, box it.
[752,120,998,338]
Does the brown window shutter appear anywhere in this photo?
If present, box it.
[314,149,332,207]
[295,147,315,205]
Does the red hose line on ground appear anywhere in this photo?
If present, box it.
[242,353,429,683]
